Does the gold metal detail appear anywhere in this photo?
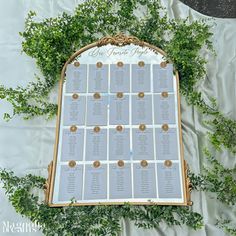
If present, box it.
[94,126,101,133]
[162,124,169,131]
[97,33,144,47]
[139,124,146,131]
[116,125,123,132]
[117,61,124,67]
[117,92,123,98]
[164,160,172,167]
[96,62,103,68]
[72,93,79,99]
[93,160,101,168]
[184,161,193,206]
[44,161,53,204]
[94,92,101,99]
[141,160,148,167]
[138,92,145,98]
[161,92,168,98]
[74,61,80,67]
[160,61,167,68]
[117,160,125,167]
[138,61,145,67]
[70,125,77,132]
[68,160,76,168]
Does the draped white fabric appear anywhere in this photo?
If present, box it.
[0,0,235,235]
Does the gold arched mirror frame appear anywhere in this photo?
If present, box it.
[45,34,192,207]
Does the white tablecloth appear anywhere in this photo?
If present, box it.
[0,0,235,235]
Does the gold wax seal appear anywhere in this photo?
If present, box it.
[138,61,145,67]
[164,160,172,167]
[93,92,101,99]
[68,160,76,168]
[116,125,123,132]
[117,61,124,67]
[93,160,101,168]
[161,92,168,98]
[160,61,167,68]
[117,160,125,167]
[96,62,103,68]
[141,160,148,167]
[94,126,100,133]
[74,61,80,67]
[138,92,145,98]
[72,93,79,99]
[117,92,123,98]
[162,124,169,131]
[70,125,77,132]
[139,124,146,131]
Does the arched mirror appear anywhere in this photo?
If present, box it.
[45,34,191,207]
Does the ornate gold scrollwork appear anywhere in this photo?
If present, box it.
[44,161,53,204]
[184,160,193,206]
[97,33,144,47]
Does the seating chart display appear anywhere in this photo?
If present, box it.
[46,34,191,206]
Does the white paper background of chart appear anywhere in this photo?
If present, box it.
[52,44,184,204]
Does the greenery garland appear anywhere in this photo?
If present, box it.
[216,219,236,236]
[189,148,236,206]
[0,168,203,235]
[0,0,236,235]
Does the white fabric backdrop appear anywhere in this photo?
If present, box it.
[0,0,235,235]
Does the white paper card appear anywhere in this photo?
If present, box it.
[109,163,132,199]
[65,64,87,93]
[58,165,83,201]
[132,64,151,92]
[157,163,182,198]
[87,95,108,126]
[110,64,130,92]
[155,128,178,160]
[154,94,176,124]
[61,128,84,161]
[84,164,107,200]
[133,163,157,198]
[132,95,152,124]
[109,128,130,160]
[88,64,108,92]
[109,95,129,125]
[85,129,107,161]
[132,128,154,160]
[63,96,86,126]
[153,64,174,92]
